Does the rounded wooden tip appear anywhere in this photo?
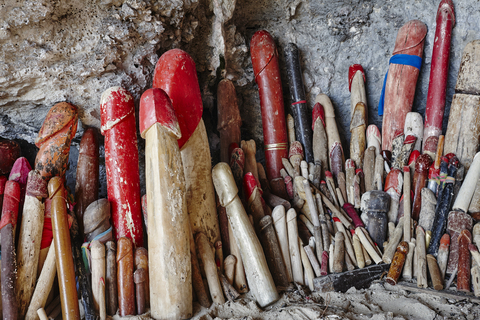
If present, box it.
[335,231,345,241]
[438,0,455,26]
[134,268,147,283]
[250,30,276,69]
[212,163,238,207]
[135,247,148,260]
[259,215,273,230]
[91,240,106,259]
[346,159,355,169]
[289,141,304,159]
[230,148,245,169]
[153,48,202,149]
[214,241,222,250]
[312,102,326,130]
[79,128,99,157]
[195,232,208,244]
[408,150,420,165]
[384,169,403,194]
[84,199,111,234]
[9,157,31,183]
[139,88,181,139]
[36,102,78,146]
[416,225,425,235]
[1,180,20,226]
[348,64,365,92]
[224,255,236,265]
[423,136,439,154]
[272,205,286,222]
[243,172,258,200]
[473,223,480,236]
[405,112,423,127]
[315,94,335,118]
[396,241,409,254]
[325,171,333,178]
[404,135,416,145]
[367,125,381,139]
[47,176,64,198]
[228,143,240,158]
[100,87,134,135]
[116,237,133,262]
[361,190,391,212]
[106,240,116,252]
[393,20,427,56]
[286,208,297,221]
[440,233,450,247]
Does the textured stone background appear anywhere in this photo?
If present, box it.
[0,0,478,196]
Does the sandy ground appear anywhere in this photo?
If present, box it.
[110,280,480,320]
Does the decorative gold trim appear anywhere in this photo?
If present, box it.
[265,142,288,151]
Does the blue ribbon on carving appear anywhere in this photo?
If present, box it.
[378,54,423,116]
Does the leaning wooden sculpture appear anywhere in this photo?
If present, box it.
[49,177,80,319]
[139,88,192,319]
[212,163,279,307]
[153,49,220,245]
[380,20,427,151]
[349,64,367,168]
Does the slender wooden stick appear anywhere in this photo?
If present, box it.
[25,245,56,320]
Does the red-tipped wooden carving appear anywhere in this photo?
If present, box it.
[423,0,455,155]
[16,170,46,319]
[139,88,192,319]
[250,30,289,196]
[1,180,21,320]
[384,169,403,223]
[381,20,427,151]
[349,64,367,168]
[153,48,220,245]
[100,87,143,247]
[312,102,328,178]
[412,154,433,221]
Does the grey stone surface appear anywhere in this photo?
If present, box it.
[0,0,479,196]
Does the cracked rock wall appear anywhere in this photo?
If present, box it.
[1,0,480,196]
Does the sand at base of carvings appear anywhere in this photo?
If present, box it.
[102,281,480,319]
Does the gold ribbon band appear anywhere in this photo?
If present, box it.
[264,142,288,151]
